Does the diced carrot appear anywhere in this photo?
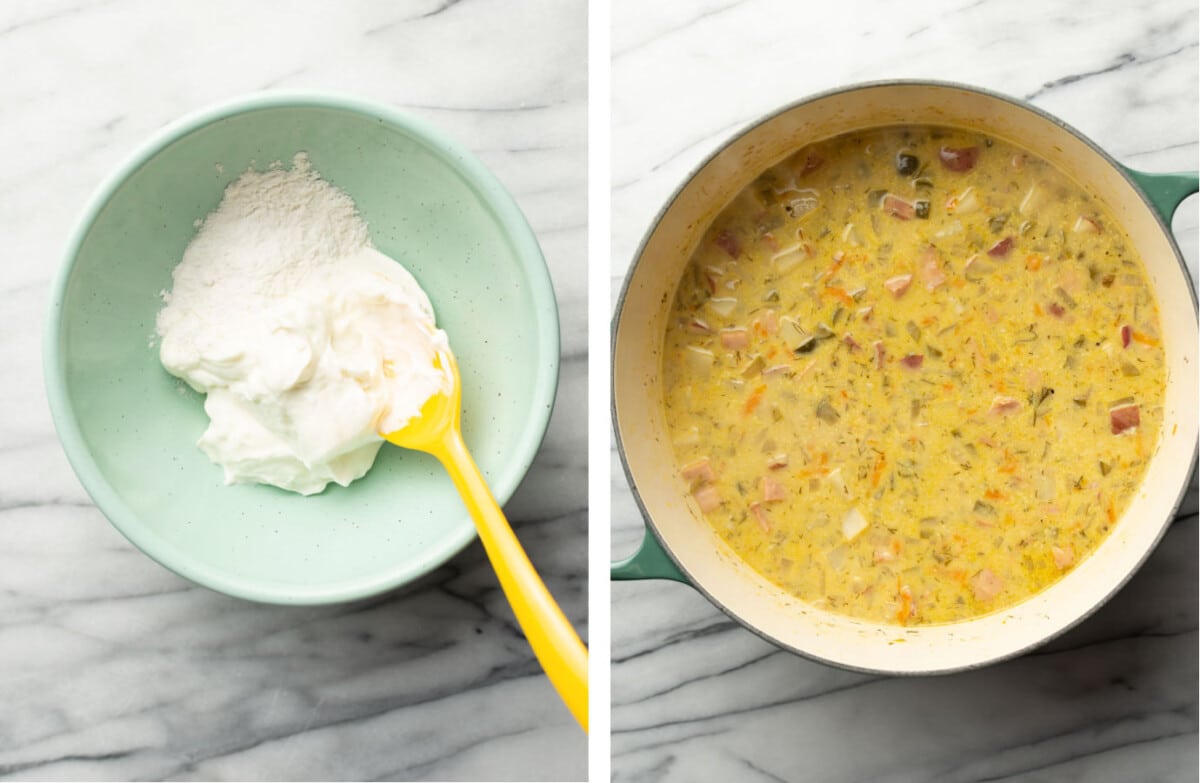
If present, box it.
[825,285,855,306]
[743,384,767,415]
[1131,330,1161,347]
[1025,254,1042,271]
[984,488,1004,500]
[896,583,914,624]
[1033,302,1043,316]
[1105,498,1116,524]
[871,453,887,487]
[998,449,1019,474]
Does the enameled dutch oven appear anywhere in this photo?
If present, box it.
[611,81,1198,674]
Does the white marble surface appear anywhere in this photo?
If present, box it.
[611,1,1198,781]
[0,2,585,780]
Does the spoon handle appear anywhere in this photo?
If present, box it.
[430,429,589,731]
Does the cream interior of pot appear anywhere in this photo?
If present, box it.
[614,83,1198,673]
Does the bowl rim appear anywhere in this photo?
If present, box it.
[611,78,1199,674]
[44,90,561,605]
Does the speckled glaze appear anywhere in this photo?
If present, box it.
[612,81,1198,674]
[45,92,560,605]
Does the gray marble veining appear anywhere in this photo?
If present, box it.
[0,1,586,780]
[611,1,1198,781]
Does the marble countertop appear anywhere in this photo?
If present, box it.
[0,2,586,781]
[611,1,1198,781]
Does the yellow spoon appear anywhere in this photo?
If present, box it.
[381,350,589,731]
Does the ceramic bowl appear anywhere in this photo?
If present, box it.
[45,92,559,604]
[612,80,1198,673]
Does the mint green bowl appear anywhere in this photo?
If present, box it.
[44,93,560,604]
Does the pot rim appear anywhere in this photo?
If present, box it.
[610,78,1199,675]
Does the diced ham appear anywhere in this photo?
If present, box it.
[1048,302,1065,318]
[919,247,947,290]
[900,354,924,369]
[987,237,1014,258]
[749,501,771,532]
[1052,545,1076,570]
[1110,404,1140,435]
[874,341,885,369]
[702,266,723,293]
[873,538,901,564]
[857,305,874,321]
[694,485,722,512]
[939,146,980,172]
[754,309,779,336]
[971,568,1004,601]
[687,317,712,335]
[681,457,716,483]
[882,194,915,220]
[714,229,741,259]
[721,329,749,350]
[766,453,789,470]
[1121,325,1131,348]
[762,475,786,503]
[989,395,1022,416]
[842,333,862,351]
[884,274,913,297]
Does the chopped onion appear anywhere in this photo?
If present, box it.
[779,317,810,351]
[826,545,848,570]
[827,468,849,496]
[934,219,964,238]
[684,346,714,373]
[842,507,868,541]
[706,297,738,317]
[1036,472,1057,502]
[946,186,979,215]
[1019,184,1044,215]
[773,244,809,274]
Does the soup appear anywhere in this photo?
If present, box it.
[662,125,1166,626]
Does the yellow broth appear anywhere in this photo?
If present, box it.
[662,125,1165,626]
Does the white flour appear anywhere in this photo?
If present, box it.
[156,153,450,495]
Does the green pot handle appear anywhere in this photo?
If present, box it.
[611,525,689,583]
[1123,167,1199,223]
